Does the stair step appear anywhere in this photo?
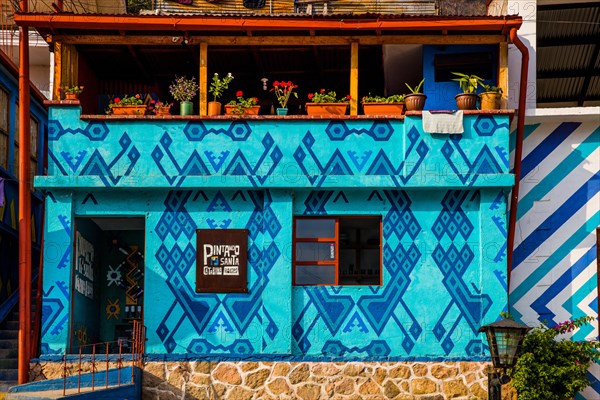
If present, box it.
[0,340,18,349]
[0,359,18,369]
[2,321,19,331]
[0,369,18,381]
[0,331,18,340]
[0,348,18,358]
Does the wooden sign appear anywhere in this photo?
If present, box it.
[196,229,248,293]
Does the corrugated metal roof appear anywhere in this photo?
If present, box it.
[537,3,600,106]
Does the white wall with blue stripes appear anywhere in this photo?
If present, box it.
[510,110,600,399]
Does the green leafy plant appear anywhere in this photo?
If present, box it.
[361,94,405,103]
[106,94,145,114]
[60,85,84,94]
[451,72,484,94]
[509,316,600,400]
[169,76,199,103]
[209,73,234,102]
[308,89,351,103]
[481,83,503,94]
[405,79,424,94]
[227,90,259,114]
[271,80,298,109]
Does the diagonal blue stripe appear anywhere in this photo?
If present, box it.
[517,127,600,218]
[520,122,580,178]
[509,123,540,157]
[530,246,596,323]
[510,210,600,321]
[513,173,600,269]
[568,274,597,341]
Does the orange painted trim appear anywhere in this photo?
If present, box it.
[14,13,522,33]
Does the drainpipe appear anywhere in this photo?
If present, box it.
[507,27,529,293]
[18,0,32,384]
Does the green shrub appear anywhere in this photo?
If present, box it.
[510,316,600,400]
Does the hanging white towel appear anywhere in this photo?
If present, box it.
[422,110,464,134]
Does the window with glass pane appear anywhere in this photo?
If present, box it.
[293,216,382,286]
[0,87,8,170]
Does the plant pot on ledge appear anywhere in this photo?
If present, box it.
[479,92,502,110]
[404,94,427,111]
[224,105,260,115]
[111,105,147,116]
[208,101,222,116]
[305,103,348,116]
[455,93,478,110]
[65,92,79,101]
[362,102,405,116]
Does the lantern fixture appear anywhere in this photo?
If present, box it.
[479,318,531,400]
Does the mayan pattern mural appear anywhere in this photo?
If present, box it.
[40,105,512,359]
[44,107,511,190]
[292,189,507,358]
[509,119,600,399]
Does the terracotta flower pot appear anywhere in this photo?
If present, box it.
[362,102,405,116]
[65,92,79,101]
[208,101,222,116]
[479,92,502,110]
[455,93,478,110]
[224,105,260,115]
[111,105,147,115]
[404,94,427,111]
[305,103,348,116]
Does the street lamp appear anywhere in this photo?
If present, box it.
[478,318,531,400]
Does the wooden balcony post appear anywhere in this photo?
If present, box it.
[350,41,358,116]
[200,42,208,116]
[499,41,508,109]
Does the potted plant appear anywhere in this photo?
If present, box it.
[149,100,173,116]
[271,80,298,116]
[480,83,503,110]
[169,75,199,116]
[305,89,350,116]
[225,91,260,115]
[208,72,234,116]
[404,79,426,111]
[361,94,405,116]
[107,94,146,115]
[451,72,483,110]
[509,316,600,400]
[59,85,84,100]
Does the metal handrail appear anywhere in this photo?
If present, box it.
[61,320,146,396]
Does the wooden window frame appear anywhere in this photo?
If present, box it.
[293,215,382,286]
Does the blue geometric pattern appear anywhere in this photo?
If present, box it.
[41,108,511,361]
[44,114,510,189]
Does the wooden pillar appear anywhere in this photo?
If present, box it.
[499,41,508,109]
[350,41,359,116]
[200,42,208,116]
[53,41,62,100]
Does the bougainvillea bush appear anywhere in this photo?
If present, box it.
[510,316,600,400]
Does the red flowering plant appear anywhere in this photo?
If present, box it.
[148,99,173,115]
[107,94,144,114]
[271,80,298,109]
[227,90,259,114]
[307,89,351,103]
[509,315,600,400]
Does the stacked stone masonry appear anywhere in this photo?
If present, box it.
[32,361,518,399]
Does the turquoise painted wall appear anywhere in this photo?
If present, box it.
[39,106,512,359]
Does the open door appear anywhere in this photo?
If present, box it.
[70,217,145,354]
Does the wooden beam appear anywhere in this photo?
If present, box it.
[498,41,508,109]
[350,41,358,116]
[200,42,208,116]
[50,34,508,46]
[53,41,61,100]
